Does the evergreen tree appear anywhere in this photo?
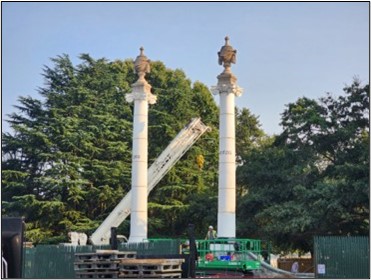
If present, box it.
[237,79,369,253]
[145,63,220,237]
[2,54,220,243]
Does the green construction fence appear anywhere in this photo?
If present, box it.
[314,236,369,279]
[23,239,181,278]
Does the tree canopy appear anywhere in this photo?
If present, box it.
[237,80,369,253]
[2,54,368,254]
[2,54,222,242]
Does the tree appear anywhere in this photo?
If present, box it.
[237,141,317,252]
[2,54,220,243]
[237,79,369,253]
[2,55,135,242]
[279,79,369,237]
[146,64,220,237]
[235,107,265,158]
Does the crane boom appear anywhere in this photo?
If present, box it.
[90,118,210,244]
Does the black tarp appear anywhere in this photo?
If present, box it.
[2,217,25,278]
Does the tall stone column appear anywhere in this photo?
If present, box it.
[211,37,243,238]
[126,47,157,243]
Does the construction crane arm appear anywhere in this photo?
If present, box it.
[90,118,210,245]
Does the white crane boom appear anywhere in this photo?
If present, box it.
[90,118,210,244]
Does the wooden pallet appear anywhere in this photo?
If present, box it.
[119,258,183,268]
[118,259,183,278]
[75,252,183,279]
[75,261,120,270]
[75,270,119,279]
[74,251,137,278]
[119,272,181,278]
[119,272,181,279]
[75,251,136,262]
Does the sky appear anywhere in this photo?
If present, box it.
[2,2,369,135]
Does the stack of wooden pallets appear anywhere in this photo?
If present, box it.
[118,259,183,278]
[74,250,137,278]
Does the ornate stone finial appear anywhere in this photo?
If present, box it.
[218,36,237,71]
[134,47,151,81]
[225,36,230,45]
[126,47,157,105]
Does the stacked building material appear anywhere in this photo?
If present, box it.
[74,250,136,278]
[118,259,183,278]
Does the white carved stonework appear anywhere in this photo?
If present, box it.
[211,84,243,97]
[210,85,219,96]
[126,47,157,106]
[125,91,157,104]
[147,94,157,105]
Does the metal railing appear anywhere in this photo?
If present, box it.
[196,238,261,271]
[2,254,8,278]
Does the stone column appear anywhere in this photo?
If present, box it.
[211,37,243,238]
[126,47,157,243]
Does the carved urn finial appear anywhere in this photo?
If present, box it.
[134,47,151,81]
[218,36,237,72]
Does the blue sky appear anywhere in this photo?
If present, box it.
[2,2,369,135]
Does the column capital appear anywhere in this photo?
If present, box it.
[211,84,243,97]
[126,84,157,104]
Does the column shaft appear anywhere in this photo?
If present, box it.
[218,92,236,238]
[129,99,148,242]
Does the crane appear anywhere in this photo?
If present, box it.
[90,118,211,244]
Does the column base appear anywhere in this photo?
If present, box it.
[217,212,236,238]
